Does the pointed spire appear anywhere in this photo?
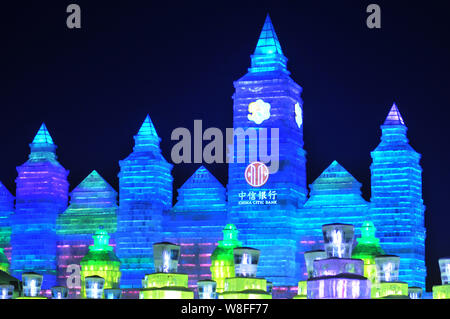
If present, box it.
[29,123,57,157]
[32,123,54,145]
[254,14,283,56]
[134,114,161,150]
[384,103,405,126]
[249,14,289,74]
[137,115,159,138]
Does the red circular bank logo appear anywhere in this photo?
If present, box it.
[245,162,269,187]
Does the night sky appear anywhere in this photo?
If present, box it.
[1,1,449,290]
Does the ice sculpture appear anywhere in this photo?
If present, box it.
[18,272,47,299]
[220,247,271,299]
[307,224,371,299]
[164,166,227,287]
[140,242,193,299]
[228,14,307,287]
[11,123,69,289]
[57,170,117,295]
[0,182,13,263]
[297,161,369,276]
[80,227,121,298]
[197,280,217,299]
[85,275,105,299]
[372,255,409,298]
[352,221,385,288]
[433,257,450,299]
[51,286,68,299]
[116,115,173,289]
[370,103,426,288]
[210,224,242,293]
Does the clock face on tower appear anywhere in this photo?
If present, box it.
[295,102,303,128]
[248,99,271,125]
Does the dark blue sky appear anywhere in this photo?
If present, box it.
[1,1,449,290]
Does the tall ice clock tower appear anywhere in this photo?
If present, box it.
[227,15,307,286]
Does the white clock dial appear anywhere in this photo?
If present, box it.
[248,99,271,125]
[295,102,303,128]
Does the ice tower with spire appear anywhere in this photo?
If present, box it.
[227,15,307,286]
[116,115,173,289]
[369,103,426,288]
[10,123,69,289]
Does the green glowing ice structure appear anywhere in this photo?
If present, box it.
[372,255,409,298]
[140,243,193,299]
[433,258,450,299]
[0,248,9,273]
[57,170,117,296]
[220,247,272,299]
[210,224,242,293]
[80,228,121,298]
[307,224,371,299]
[352,221,385,292]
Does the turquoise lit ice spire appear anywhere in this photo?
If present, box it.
[29,123,58,162]
[249,14,289,74]
[117,114,173,289]
[370,103,426,288]
[134,114,160,152]
[32,123,54,145]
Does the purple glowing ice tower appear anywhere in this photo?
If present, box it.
[11,123,69,289]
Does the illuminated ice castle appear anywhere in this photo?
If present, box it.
[0,15,426,296]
